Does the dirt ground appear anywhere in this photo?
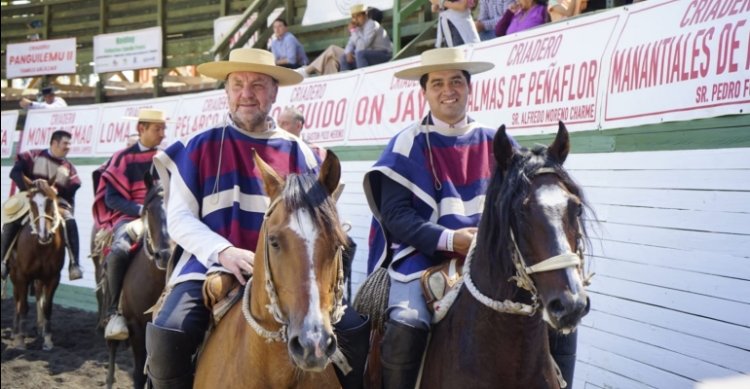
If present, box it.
[1,297,135,388]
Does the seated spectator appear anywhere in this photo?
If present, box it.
[20,86,67,109]
[431,0,480,47]
[475,0,516,41]
[340,3,393,71]
[269,18,308,69]
[495,0,549,37]
[548,0,587,22]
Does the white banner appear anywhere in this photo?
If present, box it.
[21,107,99,156]
[273,71,361,144]
[1,111,20,159]
[7,0,749,154]
[95,98,180,155]
[603,0,750,127]
[302,0,393,26]
[5,38,77,79]
[470,14,620,135]
[94,27,163,74]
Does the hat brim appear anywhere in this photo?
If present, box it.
[1,194,30,223]
[124,117,175,123]
[197,62,303,86]
[394,61,495,80]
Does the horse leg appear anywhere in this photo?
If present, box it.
[12,280,29,349]
[106,340,118,389]
[38,276,60,350]
[130,326,148,389]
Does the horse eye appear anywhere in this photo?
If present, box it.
[269,236,281,249]
[576,204,583,217]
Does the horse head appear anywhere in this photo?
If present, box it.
[142,169,172,270]
[254,150,348,371]
[23,176,62,245]
[477,121,590,333]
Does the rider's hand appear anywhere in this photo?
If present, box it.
[453,227,478,256]
[218,246,255,285]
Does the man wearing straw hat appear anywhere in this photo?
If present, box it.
[340,3,393,71]
[363,47,501,388]
[93,108,167,340]
[2,130,82,282]
[146,48,370,389]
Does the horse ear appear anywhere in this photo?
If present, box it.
[548,121,570,164]
[253,150,284,199]
[23,175,33,189]
[493,125,513,172]
[319,150,341,197]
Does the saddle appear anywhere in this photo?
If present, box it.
[202,271,243,325]
[420,257,465,323]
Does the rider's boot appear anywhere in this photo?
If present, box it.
[550,329,578,389]
[64,218,83,280]
[145,323,194,389]
[334,307,371,389]
[380,320,429,389]
[1,219,23,280]
[104,245,131,340]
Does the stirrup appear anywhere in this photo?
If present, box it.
[69,265,83,281]
[105,314,129,340]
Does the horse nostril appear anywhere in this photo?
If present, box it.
[548,298,566,316]
[289,335,304,357]
[325,333,337,357]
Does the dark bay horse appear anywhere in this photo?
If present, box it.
[194,151,348,389]
[8,177,66,350]
[420,123,591,388]
[104,170,171,389]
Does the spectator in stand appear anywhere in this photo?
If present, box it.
[269,18,309,69]
[431,0,480,47]
[475,0,516,40]
[548,0,587,22]
[277,106,326,160]
[340,3,393,71]
[495,0,549,38]
[20,86,67,109]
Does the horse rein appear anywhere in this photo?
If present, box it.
[463,167,590,316]
[241,197,347,343]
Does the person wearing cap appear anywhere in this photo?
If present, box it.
[340,3,393,71]
[1,130,82,281]
[363,47,502,388]
[19,86,68,109]
[92,108,167,341]
[269,17,309,69]
[145,48,370,389]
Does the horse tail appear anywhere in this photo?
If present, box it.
[352,267,390,333]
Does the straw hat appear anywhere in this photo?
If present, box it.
[394,47,494,80]
[1,193,30,223]
[124,108,172,123]
[350,4,367,16]
[197,48,303,86]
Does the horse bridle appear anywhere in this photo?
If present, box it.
[463,168,591,316]
[141,189,164,259]
[241,197,347,343]
[28,190,63,245]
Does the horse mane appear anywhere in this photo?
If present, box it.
[282,173,347,249]
[475,144,589,300]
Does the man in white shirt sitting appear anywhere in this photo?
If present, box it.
[340,4,393,71]
[20,86,68,109]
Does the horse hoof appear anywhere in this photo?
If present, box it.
[12,336,26,349]
[43,334,54,350]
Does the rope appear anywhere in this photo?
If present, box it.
[241,280,287,343]
[352,267,391,332]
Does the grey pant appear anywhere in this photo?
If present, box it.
[386,277,432,330]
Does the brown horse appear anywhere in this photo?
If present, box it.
[364,122,592,388]
[194,151,348,389]
[104,170,170,389]
[8,177,67,350]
